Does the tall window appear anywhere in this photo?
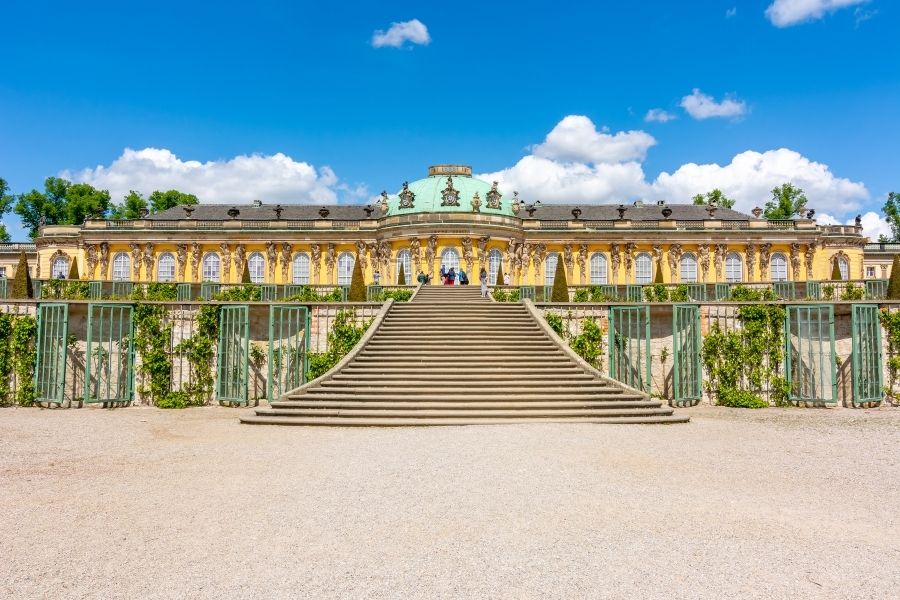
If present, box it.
[112,252,131,281]
[51,256,68,279]
[202,253,220,282]
[248,252,265,283]
[157,253,176,282]
[395,249,411,284]
[680,253,698,283]
[440,248,460,272]
[337,252,354,285]
[635,253,652,284]
[292,253,310,284]
[544,253,559,286]
[770,253,788,282]
[725,253,743,283]
[590,253,608,284]
[488,249,502,285]
[838,257,849,280]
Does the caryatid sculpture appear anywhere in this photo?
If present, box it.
[310,244,321,282]
[219,243,232,281]
[281,242,293,282]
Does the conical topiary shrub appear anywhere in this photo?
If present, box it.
[348,258,365,301]
[397,262,406,285]
[241,260,252,283]
[11,251,33,299]
[495,263,505,286]
[654,263,664,283]
[887,255,900,299]
[550,258,569,302]
[831,259,843,281]
[68,259,80,280]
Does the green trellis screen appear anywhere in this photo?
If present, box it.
[673,304,702,403]
[267,305,309,400]
[608,305,651,392]
[34,303,68,404]
[785,305,837,403]
[216,304,249,404]
[851,304,883,405]
[84,303,134,404]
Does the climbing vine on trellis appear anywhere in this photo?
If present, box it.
[879,309,900,405]
[0,313,37,406]
[544,311,606,371]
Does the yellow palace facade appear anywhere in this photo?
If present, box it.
[34,165,866,288]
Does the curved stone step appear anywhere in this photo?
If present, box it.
[240,415,690,426]
[270,399,661,409]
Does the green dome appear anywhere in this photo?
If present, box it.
[382,165,516,218]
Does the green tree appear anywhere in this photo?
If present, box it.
[692,188,735,209]
[241,260,252,283]
[831,260,843,281]
[763,183,807,220]
[109,191,149,220]
[495,262,504,286]
[65,182,111,225]
[550,258,569,302]
[397,262,406,285]
[887,256,900,300]
[347,258,365,301]
[882,192,900,242]
[149,190,199,213]
[11,252,33,299]
[654,263,664,283]
[0,178,15,242]
[14,177,111,238]
[68,259,80,280]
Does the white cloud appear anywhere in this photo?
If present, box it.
[478,116,869,220]
[371,19,430,48]
[680,88,747,120]
[765,0,868,27]
[644,108,677,123]
[531,115,656,163]
[63,148,347,204]
[726,7,738,17]
[818,211,890,241]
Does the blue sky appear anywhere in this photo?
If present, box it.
[1,0,898,240]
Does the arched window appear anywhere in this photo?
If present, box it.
[544,253,559,286]
[680,253,698,283]
[488,249,502,285]
[248,252,265,283]
[202,253,220,282]
[590,253,608,284]
[112,252,131,281]
[770,253,788,282]
[725,253,743,283]
[440,248,460,272]
[838,257,849,280]
[635,253,652,284]
[157,253,176,282]
[395,249,411,284]
[51,256,68,279]
[292,253,310,284]
[337,252,354,285]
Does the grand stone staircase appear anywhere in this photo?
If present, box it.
[241,285,688,425]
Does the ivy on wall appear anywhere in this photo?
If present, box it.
[544,312,606,371]
[307,310,372,380]
[0,313,37,406]
[880,309,900,404]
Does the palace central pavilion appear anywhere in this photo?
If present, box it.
[33,164,866,287]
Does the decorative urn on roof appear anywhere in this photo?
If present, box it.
[571,207,582,220]
[273,205,284,219]
[511,192,521,215]
[486,181,502,210]
[617,204,627,220]
[379,191,389,214]
[752,206,763,218]
[661,206,673,219]
[227,207,240,219]
[470,192,481,213]
[440,176,460,206]
[318,207,330,219]
[182,205,195,219]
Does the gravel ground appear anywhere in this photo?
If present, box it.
[1,405,899,600]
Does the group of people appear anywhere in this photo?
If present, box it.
[414,266,510,298]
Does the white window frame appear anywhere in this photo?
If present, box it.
[838,258,849,280]
[112,252,131,281]
[157,253,176,282]
[248,252,265,284]
[51,256,68,279]
[635,253,652,284]
[770,253,788,282]
[488,249,502,285]
[680,252,698,283]
[440,248,460,272]
[337,252,354,285]
[725,253,743,283]
[395,249,411,284]
[590,253,608,284]
[292,253,310,284]
[544,253,559,286]
[202,253,220,282]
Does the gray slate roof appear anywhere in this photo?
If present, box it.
[148,202,754,222]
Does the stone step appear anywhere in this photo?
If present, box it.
[241,415,690,426]
[316,381,624,392]
[270,399,658,409]
[253,407,675,418]
[336,367,588,376]
[328,372,596,382]
[294,391,645,402]
[348,358,574,367]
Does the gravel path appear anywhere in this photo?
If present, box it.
[2,406,899,599]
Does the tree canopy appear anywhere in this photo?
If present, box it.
[14,177,111,238]
[0,177,14,242]
[881,191,900,242]
[763,183,807,220]
[109,191,149,220]
[149,189,199,213]
[691,188,735,209]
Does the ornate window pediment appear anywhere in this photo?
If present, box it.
[486,181,502,210]
[398,181,415,209]
[440,176,460,207]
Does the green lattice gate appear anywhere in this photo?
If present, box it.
[673,304,702,404]
[84,304,135,405]
[785,305,837,404]
[851,304,883,405]
[216,305,249,405]
[34,303,68,404]
[608,305,651,392]
[268,305,309,400]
